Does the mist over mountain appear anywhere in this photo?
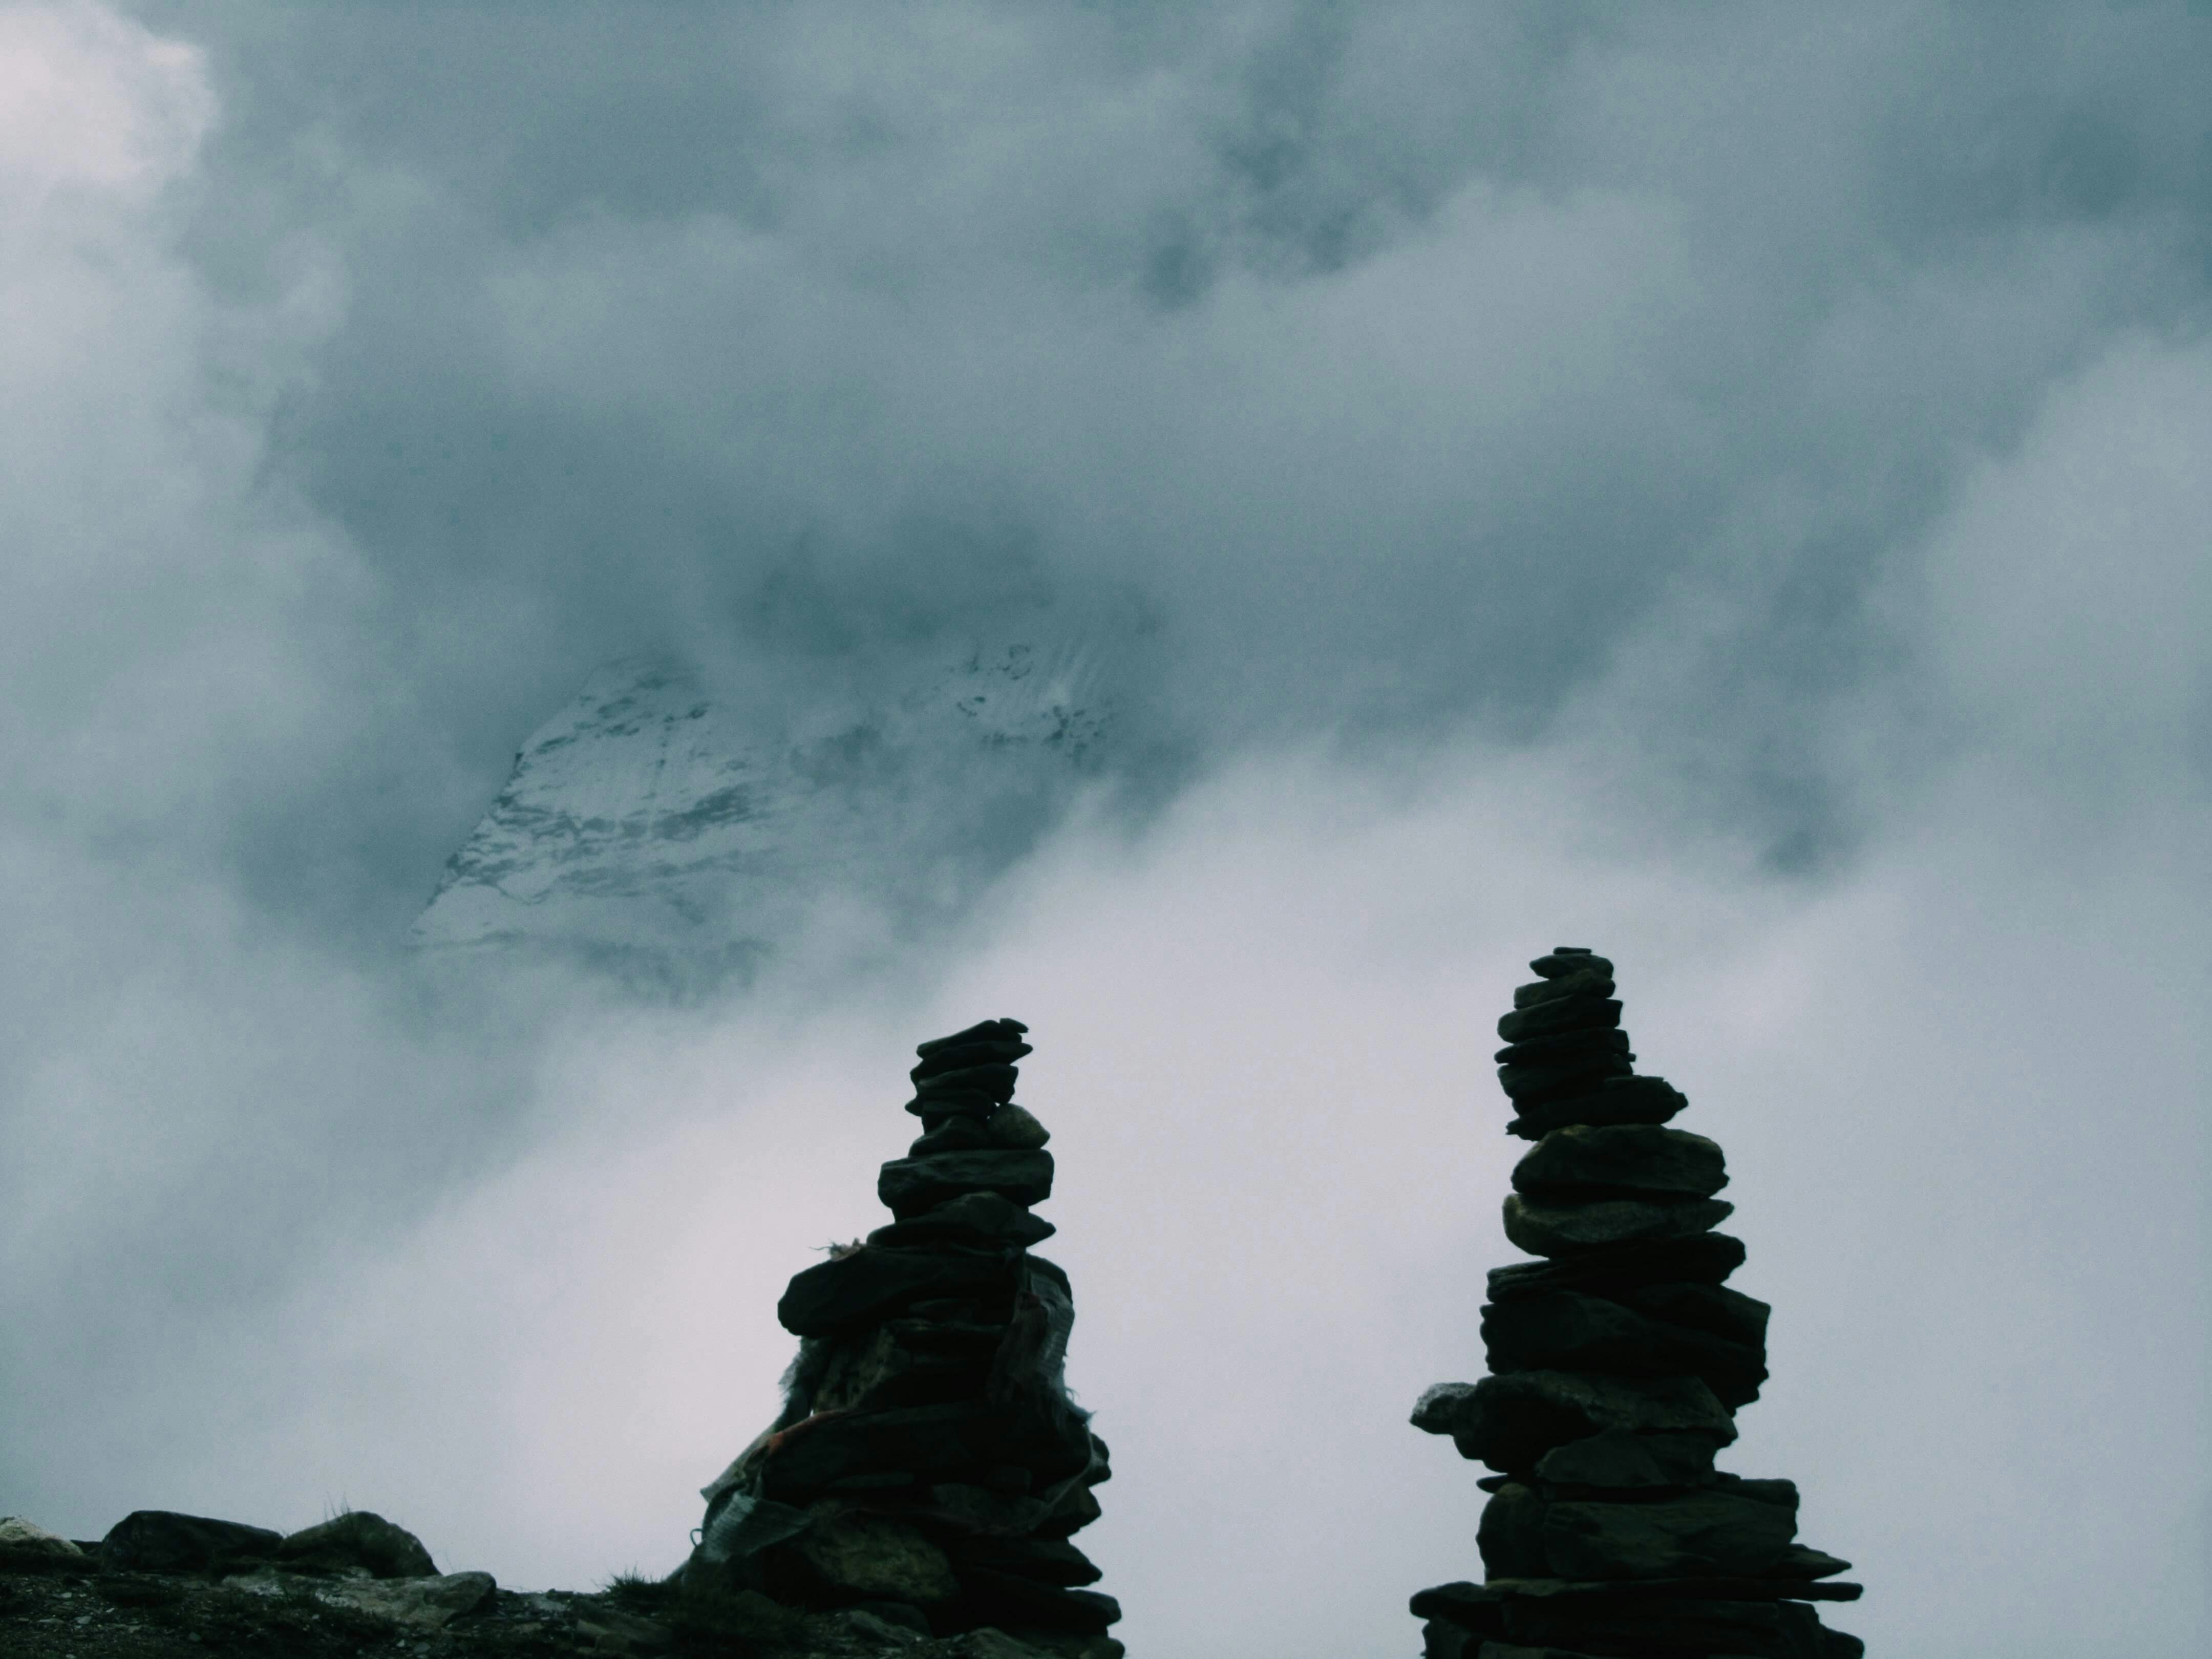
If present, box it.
[415,641,1122,997]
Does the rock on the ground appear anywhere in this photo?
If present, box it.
[275,1509,438,1578]
[99,1510,283,1575]
[0,1517,82,1556]
[315,1568,498,1628]
[574,1603,676,1652]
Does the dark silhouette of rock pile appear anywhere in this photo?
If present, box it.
[1410,948,1864,1659]
[680,1018,1120,1657]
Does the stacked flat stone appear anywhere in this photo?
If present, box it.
[1409,949,1864,1659]
[680,1019,1120,1655]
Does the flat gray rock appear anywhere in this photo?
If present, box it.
[1479,1572,1862,1602]
[878,1151,1053,1217]
[1532,1428,1718,1490]
[1513,969,1617,1009]
[983,1103,1051,1150]
[1714,1473,1800,1510]
[913,1064,1019,1105]
[1768,1543,1854,1580]
[953,1535,1102,1587]
[911,1115,994,1154]
[1502,1194,1733,1257]
[914,1018,1030,1057]
[1539,1488,1797,1579]
[911,1036,1033,1079]
[1494,1028,1633,1068]
[1505,1075,1687,1139]
[1610,1280,1770,1347]
[779,1245,1014,1336]
[1500,1589,1841,1657]
[1512,1125,1727,1199]
[1436,1370,1736,1471]
[1530,950,1613,978]
[1485,1232,1747,1299]
[318,1569,497,1628]
[1408,1578,1506,1624]
[1481,1289,1767,1408]
[868,1190,1056,1248]
[1497,994,1622,1044]
[1496,1053,1634,1105]
[227,1567,497,1628]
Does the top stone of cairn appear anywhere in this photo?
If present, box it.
[1496,946,1690,1141]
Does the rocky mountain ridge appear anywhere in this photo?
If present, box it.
[413,642,1114,997]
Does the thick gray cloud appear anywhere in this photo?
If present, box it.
[121,0,2212,878]
[1,4,2207,1656]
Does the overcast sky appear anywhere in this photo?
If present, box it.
[3,4,2208,1655]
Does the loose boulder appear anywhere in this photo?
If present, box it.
[275,1509,438,1579]
[0,1517,83,1560]
[99,1511,282,1575]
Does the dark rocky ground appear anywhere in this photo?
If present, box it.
[0,1539,1091,1659]
[2,1021,1130,1659]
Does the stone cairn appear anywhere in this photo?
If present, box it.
[680,1018,1120,1655]
[1409,948,1864,1659]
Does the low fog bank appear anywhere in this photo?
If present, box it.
[10,721,2201,1659]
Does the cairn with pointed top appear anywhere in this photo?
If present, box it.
[679,1019,1119,1655]
[1409,949,1864,1659]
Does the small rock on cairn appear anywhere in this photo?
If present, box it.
[1409,949,1864,1659]
[679,1018,1120,1657]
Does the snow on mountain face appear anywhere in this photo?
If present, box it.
[412,642,1112,996]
